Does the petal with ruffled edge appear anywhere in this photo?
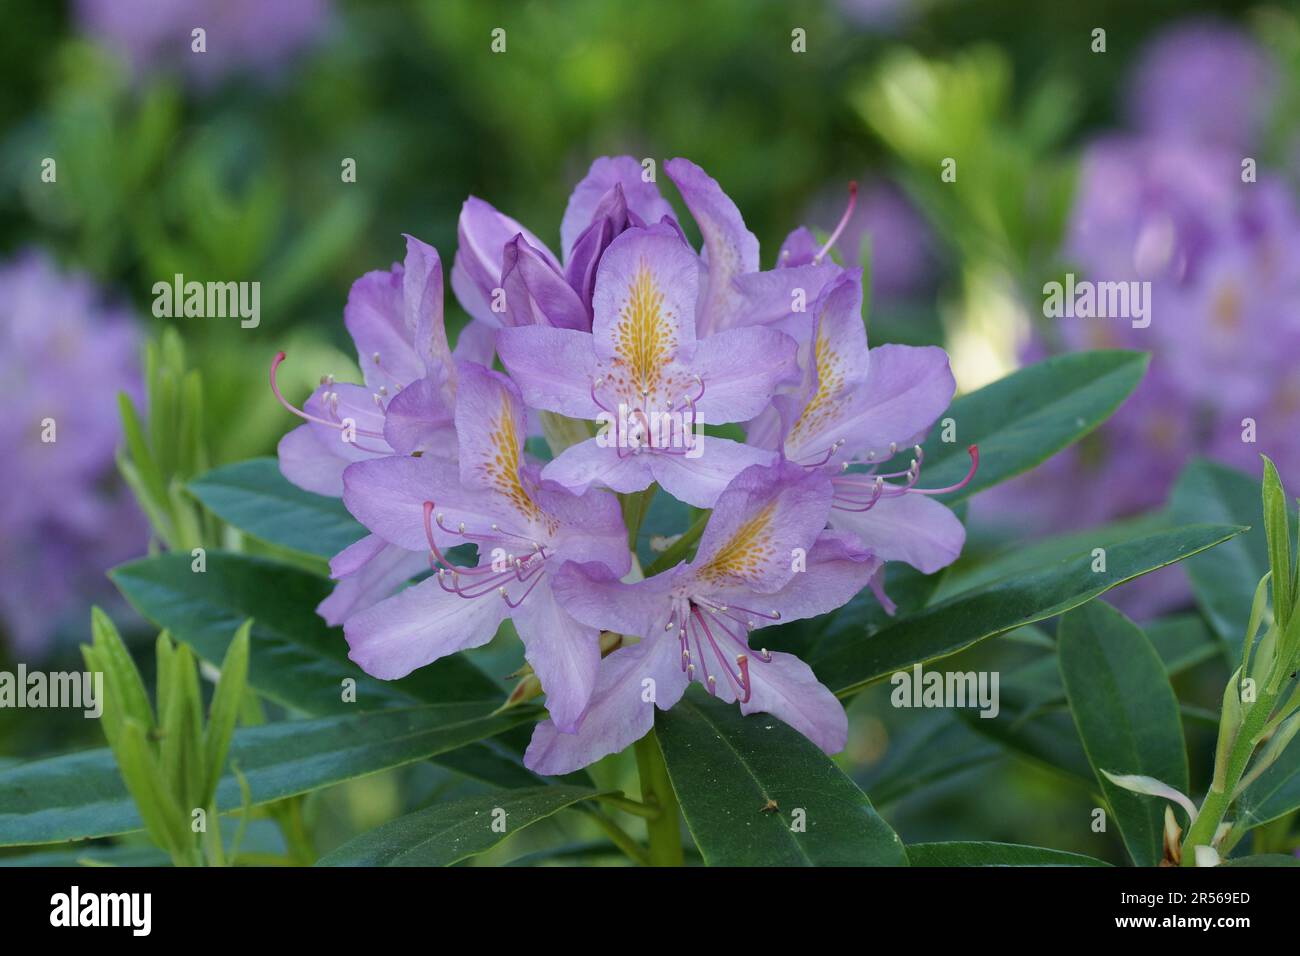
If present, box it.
[400,234,454,379]
[341,454,499,552]
[720,529,880,624]
[524,633,688,776]
[343,574,506,680]
[497,325,601,419]
[317,534,427,627]
[541,436,656,497]
[381,371,457,457]
[729,262,844,330]
[500,235,589,331]
[824,343,956,461]
[777,226,819,268]
[684,325,799,424]
[828,491,965,575]
[648,437,779,510]
[451,362,531,499]
[451,197,559,326]
[551,560,680,636]
[664,158,759,336]
[591,226,700,409]
[512,579,601,733]
[277,424,348,496]
[561,156,674,258]
[533,480,631,575]
[344,264,423,394]
[686,461,832,593]
[739,653,848,754]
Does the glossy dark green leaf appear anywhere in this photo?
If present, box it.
[1058,601,1188,867]
[656,692,907,866]
[811,523,1243,698]
[316,785,602,866]
[907,841,1110,866]
[1169,459,1297,647]
[111,551,500,715]
[920,350,1148,501]
[959,614,1218,785]
[189,458,366,559]
[0,703,537,846]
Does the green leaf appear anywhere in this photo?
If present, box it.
[159,640,206,816]
[919,350,1148,501]
[1236,735,1300,829]
[1262,456,1294,627]
[188,458,366,559]
[204,620,251,802]
[656,692,907,866]
[111,551,499,715]
[0,704,537,846]
[810,523,1243,698]
[1058,601,1188,867]
[1169,459,1298,647]
[84,607,155,746]
[316,785,603,866]
[907,841,1111,866]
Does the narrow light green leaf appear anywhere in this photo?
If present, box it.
[811,523,1243,698]
[656,692,908,866]
[204,620,251,803]
[88,607,154,732]
[1170,459,1298,647]
[1058,601,1188,867]
[188,458,366,559]
[316,786,603,866]
[907,841,1111,867]
[0,704,538,846]
[159,642,206,817]
[919,350,1148,501]
[1262,456,1294,627]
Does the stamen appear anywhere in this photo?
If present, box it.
[269,352,387,442]
[813,181,858,265]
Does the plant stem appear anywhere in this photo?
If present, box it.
[594,792,662,820]
[1181,686,1279,865]
[633,729,684,866]
[585,808,651,866]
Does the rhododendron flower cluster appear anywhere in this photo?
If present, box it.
[274,157,972,772]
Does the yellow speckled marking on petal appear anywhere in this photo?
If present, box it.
[481,392,543,523]
[788,326,845,445]
[698,501,778,585]
[613,260,675,397]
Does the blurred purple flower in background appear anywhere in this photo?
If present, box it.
[0,252,145,655]
[1126,19,1277,152]
[74,0,330,87]
[979,20,1300,616]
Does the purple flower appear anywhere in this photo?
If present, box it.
[75,0,330,87]
[980,133,1300,617]
[273,235,475,626]
[272,157,969,762]
[1126,19,1277,152]
[0,252,145,655]
[747,270,973,585]
[525,461,881,775]
[499,224,798,507]
[338,364,630,732]
[452,156,676,337]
